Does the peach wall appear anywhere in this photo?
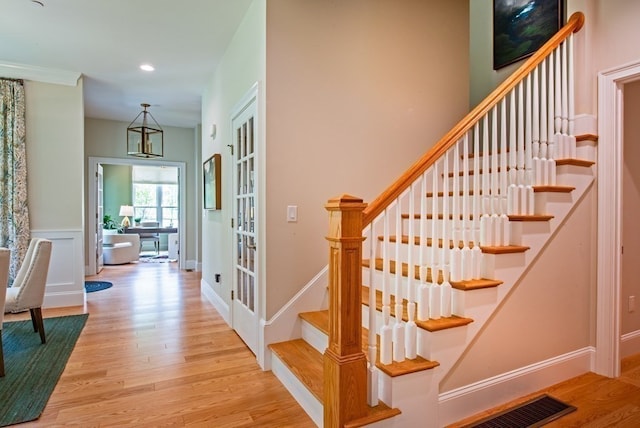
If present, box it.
[264,0,470,318]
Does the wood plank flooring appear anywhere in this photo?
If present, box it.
[448,353,640,427]
[5,262,314,427]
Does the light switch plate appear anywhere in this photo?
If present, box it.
[287,205,298,222]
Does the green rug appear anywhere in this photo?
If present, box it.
[0,314,89,427]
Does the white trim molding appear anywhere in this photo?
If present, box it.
[597,60,640,377]
[201,278,230,325]
[0,61,80,86]
[438,347,594,426]
[621,330,640,358]
[32,229,86,308]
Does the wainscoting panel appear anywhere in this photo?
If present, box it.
[32,229,85,308]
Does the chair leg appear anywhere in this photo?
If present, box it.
[31,307,46,344]
[29,308,38,332]
[0,331,4,377]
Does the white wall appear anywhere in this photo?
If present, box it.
[25,79,85,307]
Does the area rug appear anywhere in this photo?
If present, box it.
[139,255,176,263]
[0,314,89,426]
[84,280,113,293]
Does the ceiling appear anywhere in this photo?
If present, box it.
[0,0,253,128]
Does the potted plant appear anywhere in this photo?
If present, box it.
[103,215,120,234]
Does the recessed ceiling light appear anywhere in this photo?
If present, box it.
[140,64,155,72]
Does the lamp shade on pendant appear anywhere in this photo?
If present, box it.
[127,103,164,158]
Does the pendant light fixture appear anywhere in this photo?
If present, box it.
[127,103,164,158]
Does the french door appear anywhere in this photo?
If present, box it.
[231,90,259,354]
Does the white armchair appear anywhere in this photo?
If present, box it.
[0,247,10,376]
[103,234,140,265]
[4,238,52,344]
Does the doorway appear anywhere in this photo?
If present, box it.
[231,86,259,355]
[597,60,640,377]
[87,157,187,275]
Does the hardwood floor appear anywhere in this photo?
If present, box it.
[5,262,314,427]
[448,353,640,427]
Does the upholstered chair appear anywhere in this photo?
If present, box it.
[0,247,10,376]
[4,238,52,344]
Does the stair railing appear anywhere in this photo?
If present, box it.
[326,11,585,417]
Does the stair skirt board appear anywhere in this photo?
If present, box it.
[271,352,323,427]
[438,347,593,427]
[463,394,576,428]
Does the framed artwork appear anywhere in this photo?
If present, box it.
[493,0,564,70]
[203,154,221,210]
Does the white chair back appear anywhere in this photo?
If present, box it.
[6,238,52,312]
[0,247,10,376]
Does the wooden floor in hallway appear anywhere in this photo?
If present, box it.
[6,262,314,427]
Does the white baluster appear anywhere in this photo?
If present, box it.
[451,142,462,282]
[508,90,518,216]
[538,58,548,186]
[472,124,482,279]
[561,40,569,159]
[568,33,577,159]
[393,201,405,362]
[555,46,562,160]
[491,106,499,243]
[462,133,472,281]
[480,116,491,247]
[405,184,417,359]
[517,82,526,215]
[500,100,510,245]
[366,224,379,405]
[547,50,556,186]
[418,171,430,320]
[380,209,392,365]
[430,160,442,319]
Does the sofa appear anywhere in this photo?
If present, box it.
[103,233,140,265]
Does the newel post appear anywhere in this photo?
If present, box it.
[324,194,368,427]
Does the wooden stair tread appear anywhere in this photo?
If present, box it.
[556,158,595,167]
[533,185,575,193]
[427,186,573,196]
[362,258,503,290]
[270,337,402,426]
[400,213,554,222]
[300,310,440,377]
[269,339,324,401]
[508,214,554,221]
[576,133,598,142]
[380,235,529,254]
[344,402,402,428]
[362,286,474,332]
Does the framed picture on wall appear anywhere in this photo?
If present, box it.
[203,153,221,210]
[493,0,564,70]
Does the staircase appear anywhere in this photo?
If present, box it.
[268,12,590,428]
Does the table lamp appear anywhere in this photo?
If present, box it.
[119,205,134,228]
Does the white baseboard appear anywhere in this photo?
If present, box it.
[621,330,640,358]
[201,278,230,325]
[438,347,594,426]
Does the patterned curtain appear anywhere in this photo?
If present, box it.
[0,79,30,283]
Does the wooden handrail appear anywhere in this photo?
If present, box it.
[362,12,585,226]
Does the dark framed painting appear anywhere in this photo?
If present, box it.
[203,153,221,210]
[493,0,564,70]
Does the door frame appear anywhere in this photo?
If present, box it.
[87,156,187,275]
[597,59,640,377]
[229,82,262,357]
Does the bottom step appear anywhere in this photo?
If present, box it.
[269,339,401,427]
